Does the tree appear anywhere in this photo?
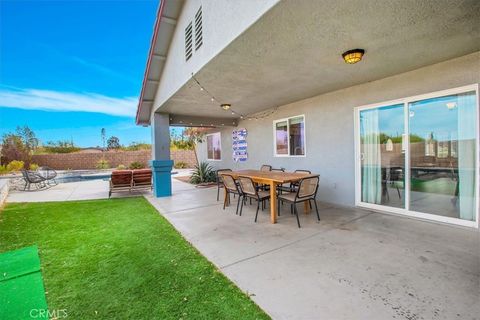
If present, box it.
[107,136,121,150]
[101,128,106,151]
[0,126,38,165]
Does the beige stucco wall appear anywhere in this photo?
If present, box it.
[196,52,480,206]
[153,0,279,113]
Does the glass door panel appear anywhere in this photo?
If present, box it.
[409,91,477,221]
[360,104,405,208]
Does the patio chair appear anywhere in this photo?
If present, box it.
[260,165,272,171]
[132,169,152,192]
[222,174,242,215]
[21,170,48,191]
[216,169,232,201]
[277,176,320,228]
[39,166,58,186]
[237,176,271,222]
[109,170,133,198]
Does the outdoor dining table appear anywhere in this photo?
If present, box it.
[221,170,319,224]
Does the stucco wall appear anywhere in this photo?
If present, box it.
[196,52,480,207]
[153,0,279,111]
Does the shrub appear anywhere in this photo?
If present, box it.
[29,163,39,171]
[0,165,9,175]
[129,161,145,169]
[190,162,216,184]
[43,140,81,154]
[117,164,127,170]
[96,159,110,169]
[174,161,188,169]
[6,160,24,172]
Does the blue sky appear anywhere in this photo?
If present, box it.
[0,0,159,147]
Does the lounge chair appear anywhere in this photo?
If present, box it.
[132,169,153,192]
[109,170,133,197]
[39,166,58,186]
[21,170,48,191]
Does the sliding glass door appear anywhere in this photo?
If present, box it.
[356,85,479,227]
[360,104,405,208]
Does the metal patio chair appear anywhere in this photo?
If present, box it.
[237,176,271,222]
[222,174,243,215]
[39,166,58,186]
[22,170,48,191]
[277,176,320,228]
[216,169,232,201]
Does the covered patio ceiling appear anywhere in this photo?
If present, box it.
[160,0,480,125]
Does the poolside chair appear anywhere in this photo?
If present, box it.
[109,170,133,197]
[132,169,152,192]
[237,176,271,222]
[21,170,48,191]
[222,174,242,215]
[277,176,320,228]
[38,166,58,186]
[216,169,232,201]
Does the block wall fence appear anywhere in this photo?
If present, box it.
[31,150,197,170]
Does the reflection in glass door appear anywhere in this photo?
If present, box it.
[357,86,478,226]
[360,104,405,208]
[409,91,477,221]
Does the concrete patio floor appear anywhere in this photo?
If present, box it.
[5,176,479,319]
[146,181,480,320]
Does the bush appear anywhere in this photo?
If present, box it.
[96,159,110,169]
[116,164,127,170]
[43,140,81,154]
[6,160,24,172]
[129,161,145,169]
[190,162,216,184]
[29,163,39,171]
[174,161,188,169]
[0,165,9,175]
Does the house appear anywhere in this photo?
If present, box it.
[136,0,480,228]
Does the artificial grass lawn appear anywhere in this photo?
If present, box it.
[0,198,270,319]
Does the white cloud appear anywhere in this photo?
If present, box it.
[0,88,138,117]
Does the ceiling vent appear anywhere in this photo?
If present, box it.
[185,21,193,61]
[194,7,203,50]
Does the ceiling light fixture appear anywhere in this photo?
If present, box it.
[220,103,231,110]
[342,49,365,64]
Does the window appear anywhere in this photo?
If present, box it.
[206,132,221,160]
[273,115,305,156]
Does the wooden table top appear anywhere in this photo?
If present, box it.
[221,169,318,184]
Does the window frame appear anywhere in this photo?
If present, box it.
[206,132,222,161]
[272,114,306,157]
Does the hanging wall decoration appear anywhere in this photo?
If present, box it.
[232,128,248,162]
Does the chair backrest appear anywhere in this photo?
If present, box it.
[216,169,232,182]
[132,169,152,185]
[222,174,238,192]
[260,165,272,172]
[111,170,133,186]
[23,170,44,183]
[295,169,311,174]
[297,176,319,198]
[238,176,257,196]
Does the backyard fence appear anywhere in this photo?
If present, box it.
[31,150,197,170]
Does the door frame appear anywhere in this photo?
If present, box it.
[354,84,479,228]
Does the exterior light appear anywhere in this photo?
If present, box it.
[221,103,231,110]
[342,49,365,64]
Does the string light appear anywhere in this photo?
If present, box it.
[191,73,278,121]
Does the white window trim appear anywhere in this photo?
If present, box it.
[273,114,306,157]
[353,84,479,228]
[206,132,222,161]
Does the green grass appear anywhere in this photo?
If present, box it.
[0,198,270,319]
